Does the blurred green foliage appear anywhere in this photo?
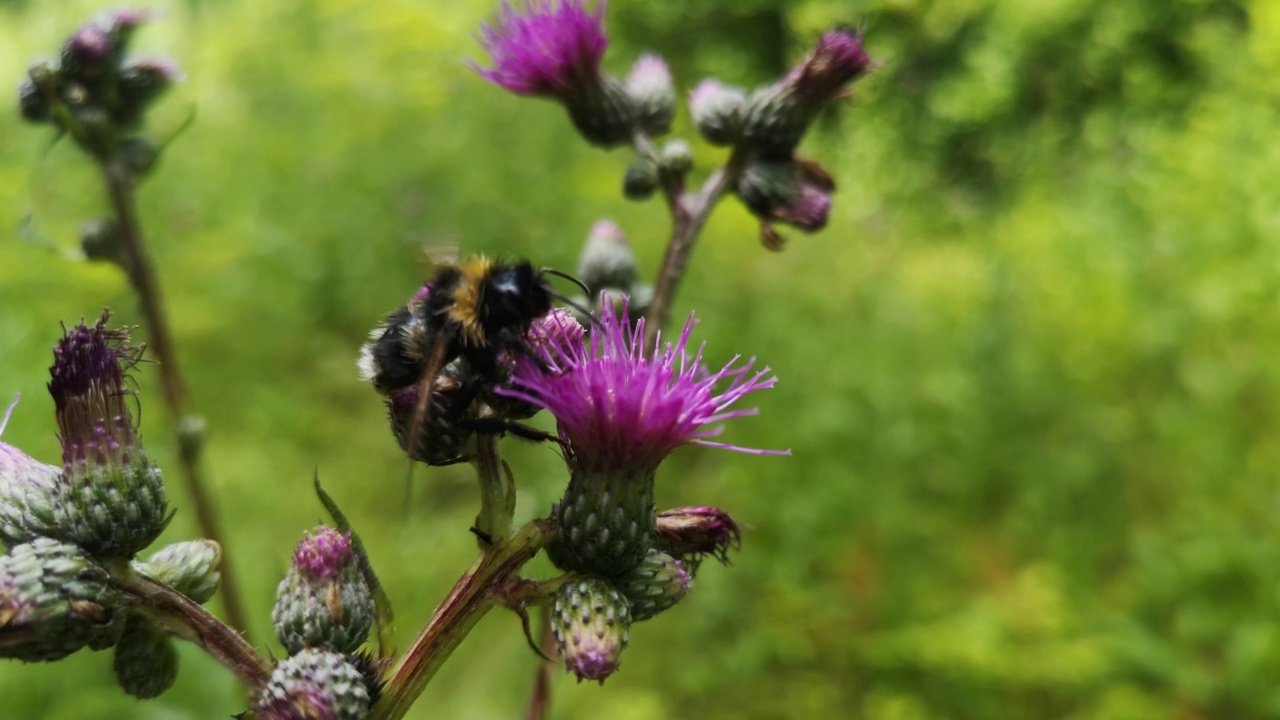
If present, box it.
[1,0,1278,717]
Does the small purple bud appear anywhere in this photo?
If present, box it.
[62,25,114,78]
[740,27,873,156]
[273,526,374,654]
[653,506,742,568]
[551,577,630,683]
[258,649,372,719]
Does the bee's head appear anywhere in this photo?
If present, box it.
[484,260,553,328]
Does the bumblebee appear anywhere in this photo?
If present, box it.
[360,256,587,462]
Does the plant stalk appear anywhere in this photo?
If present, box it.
[374,519,556,720]
[643,152,743,346]
[100,158,252,639]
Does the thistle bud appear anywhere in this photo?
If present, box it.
[112,615,178,699]
[576,220,637,294]
[48,314,168,559]
[18,79,52,124]
[114,59,179,129]
[566,78,638,148]
[272,527,373,655]
[613,549,691,622]
[623,158,659,200]
[80,218,123,263]
[134,539,221,604]
[653,506,742,571]
[61,23,114,81]
[736,158,834,233]
[659,138,694,176]
[740,28,871,157]
[0,440,61,549]
[625,54,675,136]
[258,649,372,720]
[689,79,746,146]
[551,577,631,683]
[0,538,121,662]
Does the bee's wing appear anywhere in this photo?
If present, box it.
[423,242,461,270]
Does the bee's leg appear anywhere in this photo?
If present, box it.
[459,417,561,445]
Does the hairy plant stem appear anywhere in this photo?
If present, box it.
[374,518,556,720]
[472,435,512,544]
[99,158,251,639]
[642,147,745,347]
[111,568,271,689]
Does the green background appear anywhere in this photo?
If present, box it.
[2,0,1278,717]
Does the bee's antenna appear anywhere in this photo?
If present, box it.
[540,267,592,297]
[550,292,602,329]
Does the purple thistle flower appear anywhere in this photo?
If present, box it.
[786,27,872,107]
[503,301,785,476]
[292,527,353,581]
[48,313,143,471]
[475,0,608,98]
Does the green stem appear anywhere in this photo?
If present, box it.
[112,570,271,689]
[373,519,556,720]
[643,151,745,347]
[472,435,511,544]
[99,158,253,639]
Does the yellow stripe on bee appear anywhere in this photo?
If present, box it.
[447,256,492,347]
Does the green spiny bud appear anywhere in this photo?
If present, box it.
[553,469,656,578]
[623,158,659,200]
[0,441,61,549]
[112,614,178,699]
[612,549,691,621]
[625,54,675,136]
[48,314,169,559]
[688,79,746,146]
[113,59,179,130]
[0,538,121,662]
[272,527,373,655]
[565,77,637,148]
[18,79,52,124]
[576,220,637,294]
[551,577,631,684]
[135,539,221,604]
[258,649,372,720]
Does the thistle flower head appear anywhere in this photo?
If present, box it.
[654,505,742,567]
[48,313,142,471]
[476,0,608,98]
[786,27,872,106]
[502,301,785,477]
[576,219,637,294]
[292,527,353,581]
[625,53,675,135]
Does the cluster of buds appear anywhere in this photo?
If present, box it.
[566,220,653,324]
[0,315,221,699]
[498,299,781,682]
[693,27,871,248]
[476,1,872,251]
[261,526,377,719]
[17,10,178,173]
